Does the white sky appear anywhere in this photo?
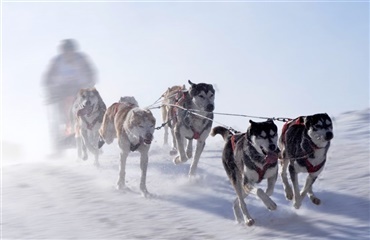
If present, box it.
[1,1,369,145]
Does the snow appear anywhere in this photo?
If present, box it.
[2,109,369,239]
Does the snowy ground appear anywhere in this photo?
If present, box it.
[2,109,369,240]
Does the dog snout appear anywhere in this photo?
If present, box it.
[145,133,153,141]
[85,100,91,106]
[325,132,334,141]
[269,144,276,152]
[206,104,214,112]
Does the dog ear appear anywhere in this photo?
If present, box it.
[188,80,195,86]
[249,120,255,125]
[304,116,312,129]
[208,84,215,93]
[188,80,197,97]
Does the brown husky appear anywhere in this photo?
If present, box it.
[99,97,156,197]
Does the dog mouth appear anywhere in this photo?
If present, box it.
[140,137,152,145]
[78,103,95,117]
[143,139,152,145]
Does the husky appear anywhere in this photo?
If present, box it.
[279,113,333,209]
[99,97,156,197]
[161,80,215,177]
[72,87,106,166]
[211,119,280,226]
[98,96,139,146]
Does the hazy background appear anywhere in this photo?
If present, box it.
[2,1,369,155]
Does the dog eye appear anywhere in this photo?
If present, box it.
[199,95,205,99]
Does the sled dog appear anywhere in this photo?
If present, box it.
[161,80,215,176]
[99,97,156,197]
[211,119,279,226]
[279,113,333,209]
[72,87,106,166]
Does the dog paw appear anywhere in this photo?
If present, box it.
[82,155,88,161]
[293,201,302,209]
[94,161,100,168]
[169,148,178,156]
[246,219,255,226]
[116,182,127,191]
[173,156,187,165]
[141,190,154,198]
[284,189,293,200]
[310,196,321,205]
[267,201,277,211]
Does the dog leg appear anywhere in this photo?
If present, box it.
[249,186,277,211]
[169,127,178,155]
[300,175,320,205]
[232,198,244,223]
[139,147,150,197]
[188,140,205,176]
[173,129,188,164]
[307,185,321,205]
[288,164,302,209]
[236,185,254,226]
[117,150,129,190]
[280,159,293,200]
[186,139,193,158]
[265,171,278,196]
[161,106,169,145]
[76,136,83,159]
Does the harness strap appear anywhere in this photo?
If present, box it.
[130,142,141,152]
[281,116,304,144]
[256,162,276,183]
[231,135,237,151]
[304,158,326,173]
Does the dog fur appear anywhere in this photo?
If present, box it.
[161,80,215,177]
[99,97,156,197]
[211,119,279,226]
[72,87,106,166]
[279,113,333,209]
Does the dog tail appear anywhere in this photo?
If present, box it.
[210,126,233,142]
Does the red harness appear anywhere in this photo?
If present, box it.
[230,134,277,183]
[170,91,202,140]
[282,117,326,173]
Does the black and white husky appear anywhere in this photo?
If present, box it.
[161,80,215,177]
[211,119,280,226]
[279,113,334,209]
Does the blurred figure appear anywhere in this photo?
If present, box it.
[42,39,97,154]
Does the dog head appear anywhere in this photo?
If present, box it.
[305,113,334,146]
[248,119,279,156]
[76,88,104,115]
[128,108,156,145]
[188,80,215,112]
[119,96,139,107]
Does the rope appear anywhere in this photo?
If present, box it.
[190,109,292,122]
[161,103,239,133]
[146,90,293,132]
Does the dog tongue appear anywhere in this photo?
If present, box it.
[265,151,278,164]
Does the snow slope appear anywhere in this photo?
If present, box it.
[2,109,369,239]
